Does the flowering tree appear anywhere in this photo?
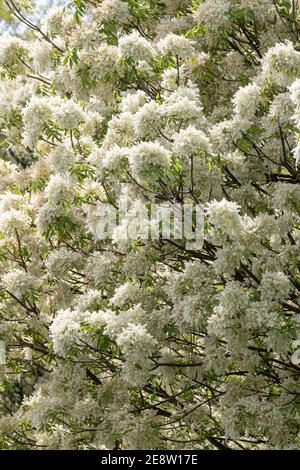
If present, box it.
[0,0,300,450]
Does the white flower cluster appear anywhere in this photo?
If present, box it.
[110,283,141,307]
[162,86,203,122]
[173,125,212,156]
[0,34,28,69]
[94,0,130,24]
[115,322,157,385]
[22,96,86,147]
[129,141,170,184]
[118,31,154,62]
[194,0,231,31]
[32,40,53,73]
[50,307,109,356]
[41,7,71,37]
[48,143,75,174]
[0,192,31,235]
[134,101,163,139]
[45,248,83,278]
[120,90,147,114]
[56,100,85,130]
[2,268,40,298]
[206,199,243,238]
[262,42,300,87]
[259,271,291,302]
[1,0,300,452]
[44,174,76,207]
[22,96,54,148]
[233,83,261,121]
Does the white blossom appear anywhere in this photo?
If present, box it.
[1,0,300,451]
[233,83,261,121]
[118,31,154,62]
[157,33,196,58]
[262,42,300,87]
[0,34,28,68]
[128,141,170,184]
[94,0,130,24]
[173,125,212,156]
[206,199,243,238]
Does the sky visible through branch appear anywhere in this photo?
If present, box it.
[0,0,61,33]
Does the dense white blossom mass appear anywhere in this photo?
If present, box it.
[0,0,300,450]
